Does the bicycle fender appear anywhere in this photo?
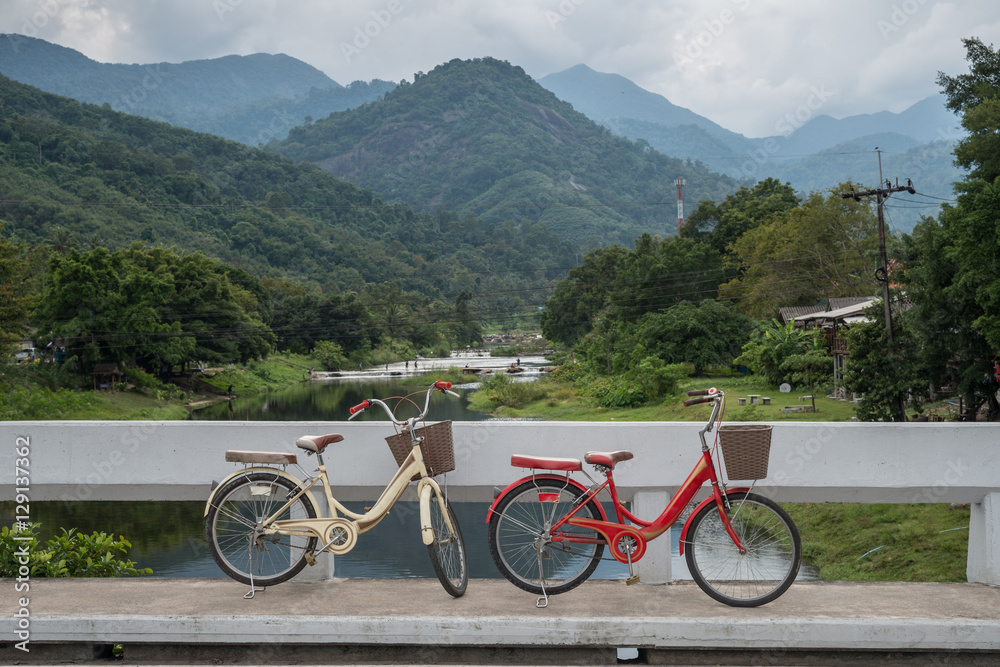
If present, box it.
[486,474,607,523]
[677,487,752,555]
[203,467,318,517]
[418,481,435,546]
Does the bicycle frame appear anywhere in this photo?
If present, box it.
[204,385,459,554]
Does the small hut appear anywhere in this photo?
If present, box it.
[91,362,124,391]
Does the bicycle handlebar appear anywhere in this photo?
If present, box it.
[683,395,715,407]
[683,387,721,407]
[347,380,457,421]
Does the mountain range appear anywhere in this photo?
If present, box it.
[0,35,395,145]
[539,65,965,232]
[0,37,966,235]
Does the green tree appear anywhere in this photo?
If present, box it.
[721,186,879,318]
[680,178,800,255]
[842,305,924,422]
[937,37,1000,183]
[451,290,483,348]
[578,299,750,378]
[312,340,348,371]
[890,35,1000,420]
[540,245,628,347]
[33,246,273,371]
[609,234,725,320]
[0,229,32,351]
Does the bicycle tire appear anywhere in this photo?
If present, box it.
[488,479,604,596]
[206,471,318,587]
[684,491,801,607]
[425,496,468,597]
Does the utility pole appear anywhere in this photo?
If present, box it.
[840,151,914,354]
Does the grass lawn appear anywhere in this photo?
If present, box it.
[474,375,860,422]
[785,502,971,581]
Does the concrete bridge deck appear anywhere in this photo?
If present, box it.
[2,578,999,665]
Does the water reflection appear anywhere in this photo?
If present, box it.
[190,353,550,422]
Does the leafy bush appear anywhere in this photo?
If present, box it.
[312,340,348,370]
[633,357,686,399]
[587,376,648,408]
[477,372,548,409]
[0,524,151,578]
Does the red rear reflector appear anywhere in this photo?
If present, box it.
[538,493,560,503]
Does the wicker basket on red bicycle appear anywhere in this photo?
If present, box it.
[385,420,455,480]
[718,423,772,480]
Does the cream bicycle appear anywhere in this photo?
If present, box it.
[204,381,468,598]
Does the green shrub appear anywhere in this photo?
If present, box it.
[634,357,686,399]
[312,340,348,370]
[0,524,151,578]
[477,373,548,409]
[588,376,648,408]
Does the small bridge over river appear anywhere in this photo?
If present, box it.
[1,420,998,663]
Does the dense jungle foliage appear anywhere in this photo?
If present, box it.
[0,71,579,361]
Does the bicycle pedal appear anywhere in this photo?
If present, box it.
[626,575,640,586]
[304,552,317,566]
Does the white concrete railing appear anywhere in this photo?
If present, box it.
[1,421,997,585]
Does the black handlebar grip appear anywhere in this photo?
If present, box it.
[686,389,710,397]
[683,395,714,407]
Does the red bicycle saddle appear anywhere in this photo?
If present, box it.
[584,450,634,469]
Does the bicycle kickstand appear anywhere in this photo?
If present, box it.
[535,543,549,608]
[243,541,264,600]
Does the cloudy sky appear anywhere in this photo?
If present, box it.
[2,0,999,137]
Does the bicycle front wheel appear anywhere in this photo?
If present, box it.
[684,491,801,607]
[206,472,318,587]
[488,479,604,596]
[426,496,468,597]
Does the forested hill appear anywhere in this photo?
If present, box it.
[0,35,396,145]
[270,57,739,247]
[0,73,577,314]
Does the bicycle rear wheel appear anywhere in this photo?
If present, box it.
[206,472,318,587]
[684,491,801,607]
[426,496,468,597]
[488,479,604,596]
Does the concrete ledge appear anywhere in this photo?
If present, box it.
[2,578,999,664]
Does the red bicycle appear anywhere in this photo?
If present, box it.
[486,388,802,607]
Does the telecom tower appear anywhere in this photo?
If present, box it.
[675,176,686,232]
